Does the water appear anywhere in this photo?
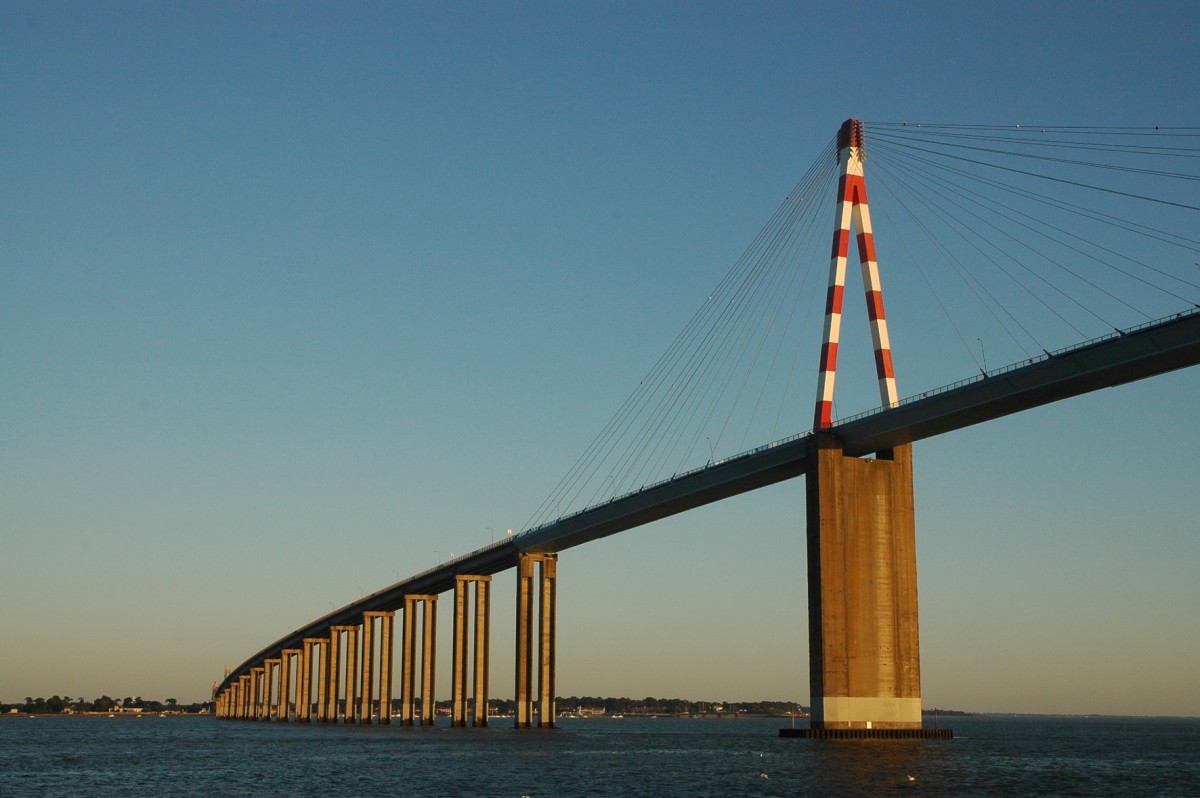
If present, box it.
[1,714,1197,797]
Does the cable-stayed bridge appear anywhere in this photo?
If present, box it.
[214,120,1200,737]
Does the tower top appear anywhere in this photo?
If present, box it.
[836,118,864,156]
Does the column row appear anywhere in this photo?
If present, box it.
[216,555,555,728]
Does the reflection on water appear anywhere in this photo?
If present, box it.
[1,714,1197,797]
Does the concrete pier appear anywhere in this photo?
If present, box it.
[806,435,922,731]
[515,553,557,729]
[451,575,492,727]
[281,648,299,721]
[357,610,394,724]
[401,595,437,726]
[264,658,280,720]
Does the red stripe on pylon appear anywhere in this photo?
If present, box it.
[843,174,865,201]
[815,400,833,429]
[827,284,845,314]
[875,348,895,378]
[831,228,850,259]
[857,231,876,264]
[819,341,839,371]
[865,290,886,321]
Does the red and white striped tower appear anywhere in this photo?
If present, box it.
[814,119,898,429]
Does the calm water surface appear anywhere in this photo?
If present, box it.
[1,714,1197,797]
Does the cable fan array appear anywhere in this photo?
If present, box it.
[522,123,1200,532]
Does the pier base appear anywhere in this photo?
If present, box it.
[780,727,952,739]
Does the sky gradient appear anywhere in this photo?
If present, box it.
[3,1,1198,715]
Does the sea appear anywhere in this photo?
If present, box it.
[1,713,1197,797]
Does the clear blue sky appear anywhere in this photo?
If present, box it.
[3,1,1198,715]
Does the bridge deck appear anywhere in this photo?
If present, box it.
[217,309,1200,693]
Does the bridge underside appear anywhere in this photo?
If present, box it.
[807,435,921,730]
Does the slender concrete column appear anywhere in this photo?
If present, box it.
[344,626,359,723]
[401,597,417,726]
[325,628,341,722]
[250,667,262,720]
[420,596,437,725]
[313,641,327,722]
[400,596,437,725]
[453,576,493,727]
[297,643,309,721]
[239,675,251,720]
[806,435,921,730]
[280,649,299,721]
[359,613,375,723]
[515,554,557,728]
[314,640,327,723]
[472,577,491,727]
[514,556,534,729]
[264,659,280,720]
[537,556,557,729]
[300,638,319,721]
[452,577,469,727]
[377,612,395,724]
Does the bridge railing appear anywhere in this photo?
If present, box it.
[517,308,1199,539]
[828,307,1200,429]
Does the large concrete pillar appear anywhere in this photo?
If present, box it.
[806,435,921,730]
[515,553,557,729]
[344,625,359,723]
[251,666,263,720]
[538,557,557,728]
[238,675,250,719]
[280,649,299,721]
[300,638,323,722]
[452,575,492,727]
[420,598,437,725]
[451,578,469,727]
[359,613,375,723]
[356,611,394,724]
[401,597,416,726]
[473,576,491,727]
[325,628,341,722]
[377,612,395,724]
[264,659,280,720]
[401,595,437,725]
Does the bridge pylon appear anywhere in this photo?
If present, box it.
[799,119,928,736]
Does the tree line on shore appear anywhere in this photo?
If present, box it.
[4,696,212,714]
[6,694,799,716]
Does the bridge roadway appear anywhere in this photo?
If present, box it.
[217,307,1200,697]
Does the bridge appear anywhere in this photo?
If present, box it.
[213,120,1200,736]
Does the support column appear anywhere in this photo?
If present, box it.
[314,640,327,722]
[280,649,299,721]
[420,597,437,726]
[264,659,280,720]
[451,576,492,727]
[359,613,375,723]
[806,435,921,730]
[377,612,395,724]
[314,640,326,722]
[515,553,556,728]
[401,597,417,726]
[239,675,251,720]
[344,626,359,723]
[514,556,534,729]
[250,666,263,720]
[400,595,438,725]
[452,577,469,727]
[325,628,341,722]
[537,556,557,729]
[300,638,320,722]
[472,576,491,727]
